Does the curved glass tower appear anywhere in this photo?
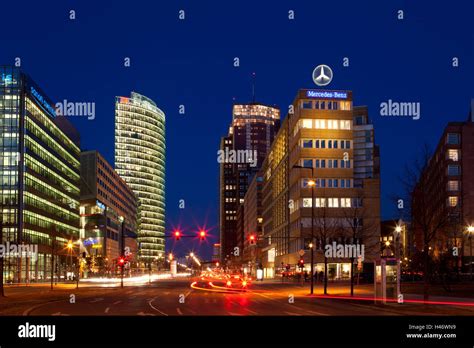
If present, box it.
[115,92,165,261]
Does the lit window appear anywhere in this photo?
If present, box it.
[302,119,313,128]
[328,198,339,208]
[448,149,459,161]
[328,120,338,129]
[341,198,351,208]
[302,198,312,208]
[315,119,326,129]
[316,198,326,207]
[447,181,459,191]
[448,196,458,207]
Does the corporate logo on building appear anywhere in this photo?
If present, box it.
[1,73,16,86]
[312,64,333,86]
[30,86,57,117]
[306,90,348,99]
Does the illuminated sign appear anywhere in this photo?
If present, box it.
[96,200,106,211]
[83,238,99,246]
[92,244,103,249]
[306,90,348,99]
[1,73,15,86]
[30,86,56,117]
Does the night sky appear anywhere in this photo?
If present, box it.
[2,1,473,260]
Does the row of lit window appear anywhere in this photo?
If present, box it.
[302,178,353,189]
[25,154,79,195]
[301,139,352,149]
[301,100,351,111]
[300,197,357,208]
[26,117,79,169]
[295,119,352,135]
[301,158,352,169]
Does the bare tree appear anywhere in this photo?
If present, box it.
[341,189,380,296]
[313,200,338,295]
[400,144,457,300]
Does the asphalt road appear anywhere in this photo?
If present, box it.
[1,278,471,316]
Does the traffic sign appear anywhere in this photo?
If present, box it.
[298,249,305,257]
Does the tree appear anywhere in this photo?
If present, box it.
[313,200,338,295]
[341,189,380,296]
[400,144,457,300]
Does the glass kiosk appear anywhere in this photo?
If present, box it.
[374,258,401,303]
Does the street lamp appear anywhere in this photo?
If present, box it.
[66,240,73,281]
[307,179,316,295]
[467,225,474,280]
[293,164,317,295]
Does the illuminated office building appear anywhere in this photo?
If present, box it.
[115,92,165,262]
[80,150,138,276]
[219,103,280,262]
[261,89,381,279]
[0,66,80,283]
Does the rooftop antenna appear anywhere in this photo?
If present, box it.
[251,72,256,103]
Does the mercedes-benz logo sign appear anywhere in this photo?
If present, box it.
[312,64,333,87]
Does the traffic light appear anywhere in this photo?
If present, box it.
[298,258,304,269]
[249,234,256,245]
[119,257,125,265]
[174,230,181,240]
[199,230,206,240]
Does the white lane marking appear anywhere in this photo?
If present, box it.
[90,298,104,303]
[113,300,122,305]
[51,312,70,316]
[137,311,155,316]
[104,307,110,313]
[148,297,168,316]
[284,311,302,316]
[177,308,183,315]
[244,308,258,315]
[227,312,243,316]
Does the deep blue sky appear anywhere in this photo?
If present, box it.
[2,1,473,260]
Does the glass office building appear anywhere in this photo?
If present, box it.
[0,66,80,283]
[115,92,165,262]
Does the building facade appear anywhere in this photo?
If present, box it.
[79,150,138,276]
[219,103,280,262]
[261,89,381,279]
[412,102,474,272]
[115,92,166,262]
[0,66,80,283]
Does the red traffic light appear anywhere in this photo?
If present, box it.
[249,234,256,244]
[119,257,125,265]
[174,230,181,240]
[199,230,206,240]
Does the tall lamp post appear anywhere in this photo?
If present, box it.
[467,225,474,280]
[394,223,402,296]
[293,164,316,295]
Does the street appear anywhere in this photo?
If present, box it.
[1,278,473,316]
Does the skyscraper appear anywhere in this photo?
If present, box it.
[0,66,80,283]
[115,92,165,262]
[219,103,280,262]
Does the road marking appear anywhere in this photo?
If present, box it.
[176,308,183,315]
[113,300,122,305]
[284,311,302,316]
[148,297,168,316]
[244,308,258,315]
[90,298,104,303]
[137,312,155,316]
[227,312,243,316]
[51,312,70,316]
[104,307,110,313]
